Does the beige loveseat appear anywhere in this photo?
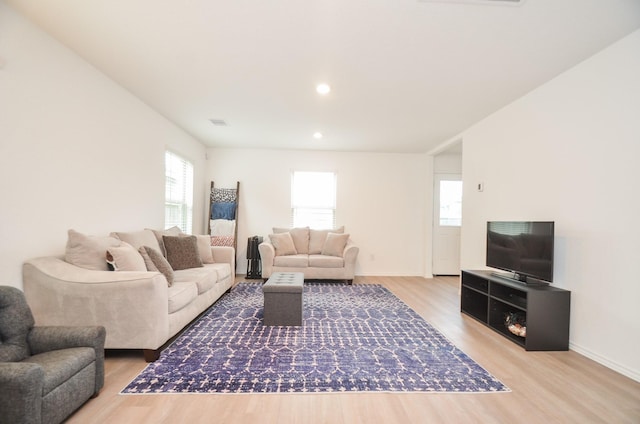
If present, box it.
[22,228,234,361]
[259,227,358,284]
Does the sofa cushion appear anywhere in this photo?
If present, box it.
[273,254,309,268]
[206,263,232,284]
[167,283,199,313]
[106,242,146,271]
[148,226,183,257]
[321,233,350,257]
[0,286,34,362]
[194,235,214,264]
[139,246,174,286]
[273,227,309,254]
[269,233,297,256]
[23,347,95,395]
[163,235,203,270]
[309,226,344,254]
[65,229,121,271]
[110,229,161,253]
[173,267,217,295]
[309,254,345,268]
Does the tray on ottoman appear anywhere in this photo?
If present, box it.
[262,272,304,326]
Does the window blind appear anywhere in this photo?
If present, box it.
[291,171,336,229]
[165,151,194,233]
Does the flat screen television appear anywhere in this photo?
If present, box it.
[486,221,554,285]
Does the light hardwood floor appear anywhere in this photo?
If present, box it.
[67,276,640,423]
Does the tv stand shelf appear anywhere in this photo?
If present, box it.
[461,270,570,351]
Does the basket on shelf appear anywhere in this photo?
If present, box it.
[504,312,527,338]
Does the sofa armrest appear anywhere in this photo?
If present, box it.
[0,362,44,424]
[343,241,359,278]
[258,242,275,278]
[211,246,235,281]
[23,257,170,350]
[28,326,106,393]
[24,256,161,284]
[343,241,359,263]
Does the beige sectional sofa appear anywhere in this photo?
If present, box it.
[22,228,234,361]
[259,226,358,284]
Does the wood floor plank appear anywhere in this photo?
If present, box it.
[66,276,640,423]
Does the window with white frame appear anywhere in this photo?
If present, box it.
[165,151,194,233]
[438,180,463,226]
[291,171,336,229]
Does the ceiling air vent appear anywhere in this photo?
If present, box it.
[210,119,228,126]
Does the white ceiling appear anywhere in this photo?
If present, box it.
[6,0,640,153]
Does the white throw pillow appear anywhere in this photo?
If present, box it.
[195,234,215,264]
[309,226,345,254]
[321,233,350,257]
[269,232,297,256]
[106,242,147,271]
[65,229,121,271]
[273,227,309,254]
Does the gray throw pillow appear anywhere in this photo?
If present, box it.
[163,235,204,270]
[139,246,175,286]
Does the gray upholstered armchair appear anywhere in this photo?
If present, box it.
[0,286,106,424]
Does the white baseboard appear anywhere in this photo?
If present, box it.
[569,342,640,383]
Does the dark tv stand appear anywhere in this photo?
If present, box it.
[461,270,570,351]
[490,271,549,286]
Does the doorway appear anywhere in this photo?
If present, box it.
[432,174,462,275]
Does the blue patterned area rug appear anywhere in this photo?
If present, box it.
[121,282,508,394]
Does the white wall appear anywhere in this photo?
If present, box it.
[460,30,640,381]
[206,148,433,277]
[7,0,636,382]
[434,153,462,174]
[0,3,207,289]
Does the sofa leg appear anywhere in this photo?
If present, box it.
[346,279,353,285]
[143,349,161,362]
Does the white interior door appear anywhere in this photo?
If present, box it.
[432,174,462,275]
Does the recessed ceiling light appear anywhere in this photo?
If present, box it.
[313,132,323,139]
[316,83,331,95]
